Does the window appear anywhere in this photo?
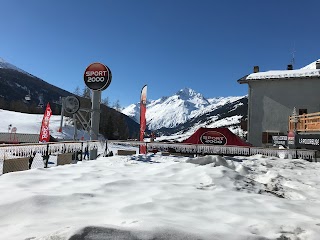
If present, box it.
[240,119,247,131]
[299,109,307,115]
[262,132,284,144]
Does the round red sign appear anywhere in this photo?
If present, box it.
[84,62,112,91]
[200,131,227,145]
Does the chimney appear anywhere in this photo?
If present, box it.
[287,64,293,70]
[253,66,259,73]
[316,60,320,69]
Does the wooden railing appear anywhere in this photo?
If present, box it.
[289,112,320,132]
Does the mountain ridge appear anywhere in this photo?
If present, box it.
[0,57,33,76]
[122,87,247,138]
[0,57,140,140]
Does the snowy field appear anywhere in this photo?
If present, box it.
[1,109,320,239]
[0,109,90,140]
[1,145,320,240]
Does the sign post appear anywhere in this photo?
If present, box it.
[288,107,299,149]
[90,91,101,141]
[84,62,112,159]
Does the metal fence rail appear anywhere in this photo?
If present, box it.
[1,140,317,175]
[0,141,102,175]
[110,141,317,161]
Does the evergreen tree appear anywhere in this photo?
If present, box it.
[0,98,7,109]
[106,115,114,139]
[114,113,129,139]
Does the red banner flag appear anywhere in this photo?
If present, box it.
[140,85,147,154]
[39,103,52,143]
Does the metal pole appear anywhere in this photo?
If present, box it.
[44,143,50,168]
[59,97,64,132]
[73,114,77,140]
[90,90,101,159]
[80,141,83,161]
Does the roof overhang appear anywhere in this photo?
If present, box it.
[238,69,320,84]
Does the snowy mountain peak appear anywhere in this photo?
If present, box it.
[177,88,198,97]
[175,88,210,106]
[122,88,246,131]
[176,87,205,100]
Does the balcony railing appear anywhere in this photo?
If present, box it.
[289,112,320,132]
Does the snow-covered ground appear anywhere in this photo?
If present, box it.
[1,148,320,239]
[1,109,320,239]
[0,109,90,140]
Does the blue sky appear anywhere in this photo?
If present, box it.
[1,0,319,107]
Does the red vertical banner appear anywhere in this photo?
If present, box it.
[39,103,52,143]
[140,85,147,154]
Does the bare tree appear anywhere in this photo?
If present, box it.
[112,100,121,111]
[82,86,91,99]
[102,97,110,106]
[74,86,81,96]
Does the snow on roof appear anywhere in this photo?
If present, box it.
[240,59,320,81]
[246,68,320,80]
[301,59,320,70]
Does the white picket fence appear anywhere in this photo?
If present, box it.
[0,141,100,161]
[0,140,317,175]
[110,141,317,161]
[1,140,315,161]
[0,141,103,175]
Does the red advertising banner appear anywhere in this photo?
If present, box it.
[140,85,147,154]
[39,103,52,143]
[183,127,251,146]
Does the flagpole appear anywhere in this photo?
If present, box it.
[139,85,147,154]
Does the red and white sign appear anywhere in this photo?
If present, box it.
[183,127,251,146]
[39,103,52,143]
[140,85,147,154]
[84,62,112,91]
[200,131,227,145]
[287,131,295,146]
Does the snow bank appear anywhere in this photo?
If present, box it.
[1,150,320,239]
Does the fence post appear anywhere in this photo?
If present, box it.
[28,155,34,169]
[196,144,198,157]
[44,143,50,168]
[80,141,84,161]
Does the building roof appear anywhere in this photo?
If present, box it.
[0,133,40,144]
[238,59,320,84]
[247,69,320,80]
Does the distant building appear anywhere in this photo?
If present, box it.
[0,133,57,144]
[0,133,40,144]
[238,60,320,147]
